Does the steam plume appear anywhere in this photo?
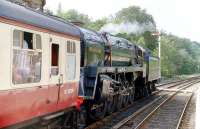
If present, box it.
[100,22,155,35]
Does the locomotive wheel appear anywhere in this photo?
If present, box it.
[112,95,119,112]
[151,82,156,92]
[147,83,152,95]
[89,86,108,120]
[128,89,135,104]
[89,100,107,120]
[142,86,149,97]
[122,95,129,107]
[62,111,78,129]
[106,97,115,114]
[115,95,123,111]
[77,106,87,129]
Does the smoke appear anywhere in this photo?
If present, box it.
[100,22,155,35]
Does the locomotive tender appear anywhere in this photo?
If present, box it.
[0,1,160,128]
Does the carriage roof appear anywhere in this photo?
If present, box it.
[0,0,81,38]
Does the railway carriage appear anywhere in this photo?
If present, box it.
[0,1,82,129]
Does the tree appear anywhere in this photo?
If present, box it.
[86,18,108,31]
[57,3,62,16]
[57,9,91,26]
[143,31,158,50]
[115,6,156,26]
[111,6,157,51]
[44,8,53,15]
[160,33,200,77]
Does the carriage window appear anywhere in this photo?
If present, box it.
[67,41,76,53]
[36,34,42,50]
[67,41,71,52]
[12,30,42,84]
[13,30,22,48]
[23,32,33,49]
[51,44,59,76]
[66,41,76,80]
[73,42,76,53]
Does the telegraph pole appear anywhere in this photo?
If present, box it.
[152,31,161,78]
[151,30,161,58]
[158,32,161,58]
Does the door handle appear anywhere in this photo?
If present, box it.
[58,74,64,86]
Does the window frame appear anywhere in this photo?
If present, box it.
[12,28,43,86]
[13,30,23,49]
[66,41,77,81]
[35,34,42,51]
[51,43,60,76]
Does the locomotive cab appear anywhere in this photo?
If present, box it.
[78,27,105,98]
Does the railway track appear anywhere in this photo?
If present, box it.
[157,75,200,87]
[84,77,200,129]
[178,86,197,129]
[112,78,199,129]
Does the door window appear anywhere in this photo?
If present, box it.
[51,44,59,76]
[66,41,76,80]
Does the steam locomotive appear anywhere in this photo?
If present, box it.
[78,27,160,123]
[0,1,160,129]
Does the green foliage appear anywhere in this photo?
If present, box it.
[57,9,91,25]
[115,33,146,48]
[86,18,108,31]
[115,6,155,25]
[160,34,200,77]
[143,31,158,50]
[44,8,53,15]
[112,6,157,51]
[56,4,91,26]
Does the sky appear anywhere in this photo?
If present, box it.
[45,0,200,42]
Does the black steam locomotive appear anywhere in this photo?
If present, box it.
[78,27,160,123]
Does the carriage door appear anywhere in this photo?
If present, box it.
[49,37,63,104]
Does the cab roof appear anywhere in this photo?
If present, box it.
[79,27,104,43]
